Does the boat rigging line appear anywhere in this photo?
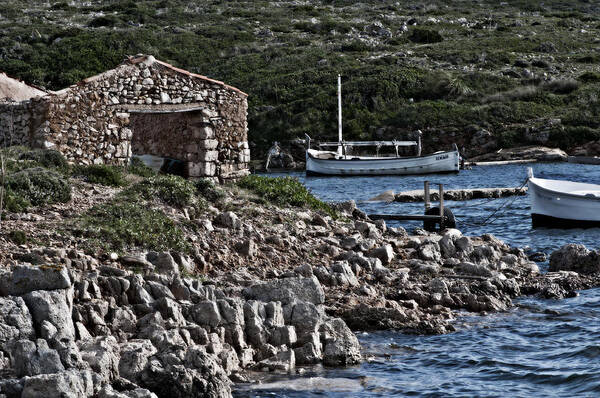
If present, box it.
[454,177,530,227]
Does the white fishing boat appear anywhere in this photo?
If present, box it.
[528,168,600,227]
[305,75,460,176]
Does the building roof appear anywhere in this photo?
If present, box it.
[54,54,247,98]
[127,55,248,97]
[0,72,48,102]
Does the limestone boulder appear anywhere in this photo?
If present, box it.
[146,252,180,278]
[0,296,35,348]
[79,336,120,384]
[0,265,71,296]
[320,318,361,366]
[549,244,600,274]
[8,339,64,377]
[214,211,241,229]
[21,369,94,398]
[456,262,493,277]
[367,245,395,265]
[243,276,325,305]
[23,288,75,342]
[118,339,157,383]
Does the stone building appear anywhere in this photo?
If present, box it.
[0,55,250,181]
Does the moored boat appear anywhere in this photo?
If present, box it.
[305,75,460,176]
[528,168,600,228]
[306,144,460,176]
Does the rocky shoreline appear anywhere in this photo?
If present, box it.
[1,176,599,397]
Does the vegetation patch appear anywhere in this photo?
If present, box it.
[72,164,127,187]
[1,147,69,174]
[238,175,337,218]
[122,174,205,209]
[4,167,71,212]
[409,28,443,44]
[194,178,225,203]
[128,157,156,178]
[18,149,69,172]
[7,230,28,245]
[76,200,190,253]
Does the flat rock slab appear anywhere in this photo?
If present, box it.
[394,187,527,202]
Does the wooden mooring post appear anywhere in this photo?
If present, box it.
[424,180,431,210]
[368,181,449,230]
[439,183,444,229]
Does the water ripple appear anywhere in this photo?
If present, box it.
[241,165,600,397]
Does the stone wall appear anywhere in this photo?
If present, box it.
[37,87,132,165]
[17,55,250,180]
[0,101,34,148]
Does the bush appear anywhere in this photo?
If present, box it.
[340,40,370,52]
[19,149,69,172]
[50,2,72,10]
[123,174,204,209]
[238,175,337,218]
[578,71,600,83]
[7,230,27,245]
[88,15,120,27]
[531,59,550,68]
[576,55,598,64]
[77,200,189,253]
[128,157,156,178]
[409,28,443,44]
[194,178,225,202]
[4,167,71,212]
[72,164,127,187]
[543,78,579,94]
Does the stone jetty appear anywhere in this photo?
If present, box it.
[393,187,528,202]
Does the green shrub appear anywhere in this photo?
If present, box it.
[88,15,121,27]
[543,78,579,94]
[0,147,69,174]
[576,55,598,64]
[4,167,71,211]
[8,230,27,245]
[238,175,337,218]
[578,71,600,83]
[19,149,69,172]
[194,178,225,202]
[340,41,370,52]
[123,174,204,209]
[409,28,443,44]
[72,164,127,187]
[128,157,156,178]
[50,2,72,10]
[77,200,189,253]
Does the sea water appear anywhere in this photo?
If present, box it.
[235,163,600,397]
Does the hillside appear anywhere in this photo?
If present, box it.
[1,0,600,157]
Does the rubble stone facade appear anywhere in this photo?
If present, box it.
[0,55,250,181]
[0,101,33,148]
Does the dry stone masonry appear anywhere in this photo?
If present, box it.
[0,55,250,181]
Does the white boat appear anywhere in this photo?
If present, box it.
[528,168,600,228]
[305,75,460,176]
[306,145,460,176]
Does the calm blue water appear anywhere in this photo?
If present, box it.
[237,163,600,398]
[266,162,600,253]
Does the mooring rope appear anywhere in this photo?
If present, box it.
[454,177,529,227]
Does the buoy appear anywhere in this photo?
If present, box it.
[423,207,455,232]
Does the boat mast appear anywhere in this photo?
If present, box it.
[337,74,343,157]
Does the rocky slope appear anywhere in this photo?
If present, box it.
[1,164,600,397]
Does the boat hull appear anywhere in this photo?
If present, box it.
[528,177,600,228]
[305,149,460,176]
[531,214,600,228]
